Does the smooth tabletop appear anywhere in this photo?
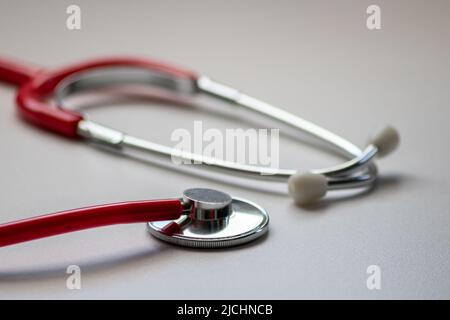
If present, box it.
[0,0,449,299]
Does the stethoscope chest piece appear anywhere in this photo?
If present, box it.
[147,188,269,248]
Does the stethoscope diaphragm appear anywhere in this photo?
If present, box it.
[147,188,269,248]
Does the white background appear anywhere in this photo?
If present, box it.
[0,0,449,299]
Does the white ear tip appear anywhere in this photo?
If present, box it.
[288,173,328,206]
[368,126,400,158]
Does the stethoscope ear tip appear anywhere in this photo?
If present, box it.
[287,126,401,206]
[288,173,328,206]
[368,125,400,158]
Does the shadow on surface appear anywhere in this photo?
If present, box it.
[0,243,170,283]
[295,173,409,213]
[0,228,269,283]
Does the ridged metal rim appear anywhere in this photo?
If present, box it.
[147,197,269,249]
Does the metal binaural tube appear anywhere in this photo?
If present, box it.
[59,68,382,198]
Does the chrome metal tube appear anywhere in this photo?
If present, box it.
[59,68,379,192]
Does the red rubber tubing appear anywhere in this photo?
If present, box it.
[0,56,198,138]
[0,199,182,247]
[0,57,39,86]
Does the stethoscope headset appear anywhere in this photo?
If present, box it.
[0,56,399,249]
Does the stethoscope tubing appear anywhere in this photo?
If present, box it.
[0,56,399,205]
[0,199,182,247]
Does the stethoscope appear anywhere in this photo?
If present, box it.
[0,187,268,248]
[0,56,399,249]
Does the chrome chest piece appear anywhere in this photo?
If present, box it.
[147,188,269,248]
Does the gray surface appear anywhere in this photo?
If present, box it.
[0,0,449,299]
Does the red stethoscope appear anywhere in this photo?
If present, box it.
[0,56,270,249]
[0,187,269,249]
[0,55,398,248]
